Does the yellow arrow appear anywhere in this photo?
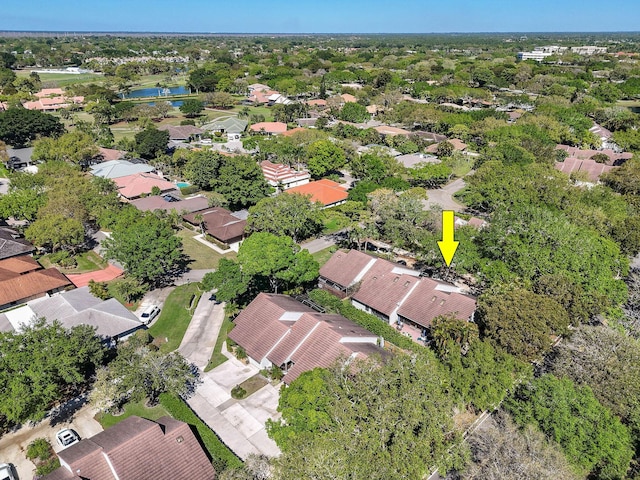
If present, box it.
[437,210,459,267]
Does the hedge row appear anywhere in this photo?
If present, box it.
[159,393,243,472]
[307,289,423,353]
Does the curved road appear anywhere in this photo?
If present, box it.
[423,177,467,212]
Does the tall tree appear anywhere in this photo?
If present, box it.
[247,193,323,242]
[0,319,104,424]
[103,213,183,285]
[210,155,271,209]
[134,127,169,159]
[306,140,347,178]
[0,108,65,147]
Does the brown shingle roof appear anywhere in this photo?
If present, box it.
[46,416,216,480]
[352,261,421,317]
[158,125,204,140]
[131,195,209,214]
[184,208,247,243]
[396,278,476,328]
[229,293,382,384]
[0,255,40,280]
[554,157,615,182]
[0,268,72,307]
[319,249,376,289]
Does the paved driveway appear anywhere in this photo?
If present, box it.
[423,177,467,212]
[187,355,281,460]
[178,293,224,369]
[0,399,103,479]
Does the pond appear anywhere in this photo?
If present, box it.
[122,86,190,98]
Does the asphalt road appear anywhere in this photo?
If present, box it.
[423,177,467,212]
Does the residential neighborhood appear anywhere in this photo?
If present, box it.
[1,21,640,480]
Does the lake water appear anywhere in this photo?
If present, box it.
[123,86,189,98]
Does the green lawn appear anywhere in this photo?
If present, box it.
[16,70,102,87]
[178,229,236,269]
[0,163,9,177]
[39,250,108,274]
[322,210,351,234]
[234,374,268,399]
[148,283,203,352]
[94,400,170,429]
[312,246,338,267]
[204,317,235,372]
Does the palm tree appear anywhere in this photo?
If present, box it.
[194,213,206,236]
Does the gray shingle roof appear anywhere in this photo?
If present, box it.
[90,160,155,179]
[0,228,35,260]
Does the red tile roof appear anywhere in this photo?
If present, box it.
[44,416,216,480]
[260,160,310,186]
[307,99,328,107]
[340,93,357,103]
[0,255,40,281]
[555,144,632,165]
[249,122,288,134]
[114,173,178,200]
[286,179,348,207]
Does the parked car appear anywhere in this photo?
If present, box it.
[56,428,80,449]
[140,305,161,325]
[208,294,221,305]
[0,464,15,480]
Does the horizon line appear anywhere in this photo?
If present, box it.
[1,30,640,35]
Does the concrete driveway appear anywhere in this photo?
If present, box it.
[178,292,224,369]
[0,399,103,479]
[187,355,281,460]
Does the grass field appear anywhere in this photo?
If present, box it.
[204,317,235,372]
[178,229,236,269]
[148,283,202,353]
[311,245,338,267]
[15,70,103,87]
[39,250,107,274]
[94,400,170,430]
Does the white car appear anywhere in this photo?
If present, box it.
[56,428,80,449]
[0,464,15,480]
[140,305,161,325]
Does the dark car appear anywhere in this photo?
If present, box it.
[209,294,221,305]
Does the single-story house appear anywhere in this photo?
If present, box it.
[554,157,616,183]
[555,144,632,166]
[23,88,84,112]
[340,93,357,103]
[296,117,318,128]
[96,147,126,162]
[413,131,448,143]
[0,227,35,260]
[260,160,310,191]
[306,98,328,108]
[0,286,144,342]
[249,122,288,135]
[268,93,293,105]
[396,153,440,169]
[5,147,34,170]
[0,255,72,311]
[319,249,476,333]
[285,179,348,208]
[203,117,248,141]
[228,293,385,384]
[113,173,178,201]
[42,416,216,480]
[455,216,488,229]
[373,125,412,137]
[90,160,155,179]
[158,125,204,142]
[426,138,468,154]
[183,207,247,251]
[131,194,209,214]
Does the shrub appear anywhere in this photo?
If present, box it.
[36,458,60,476]
[180,185,200,196]
[231,385,247,399]
[88,280,111,300]
[180,119,196,126]
[49,250,76,268]
[27,438,52,461]
[159,393,242,472]
[235,346,247,360]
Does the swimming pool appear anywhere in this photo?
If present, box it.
[176,182,190,188]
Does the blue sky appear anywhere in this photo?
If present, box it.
[2,0,640,33]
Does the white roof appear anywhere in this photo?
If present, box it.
[90,160,155,179]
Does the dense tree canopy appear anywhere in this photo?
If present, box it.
[246,193,323,242]
[134,127,169,159]
[269,355,467,479]
[505,374,633,479]
[103,213,183,285]
[0,319,104,424]
[0,108,65,147]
